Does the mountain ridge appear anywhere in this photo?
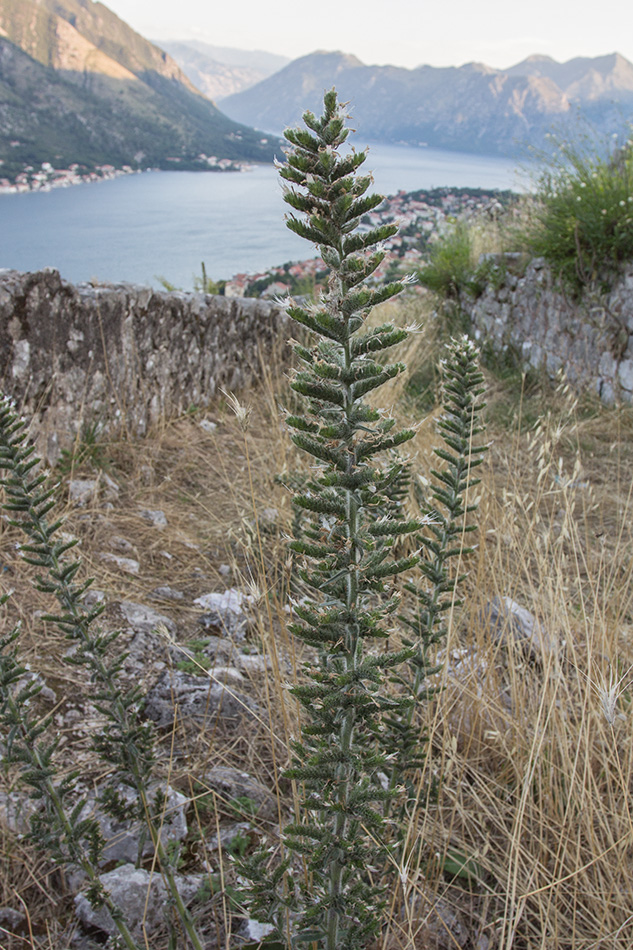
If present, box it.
[0,0,278,181]
[219,49,633,156]
[155,39,289,101]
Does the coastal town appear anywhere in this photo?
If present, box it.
[0,161,140,194]
[221,186,516,298]
[0,155,252,194]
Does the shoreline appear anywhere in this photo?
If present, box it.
[0,159,256,196]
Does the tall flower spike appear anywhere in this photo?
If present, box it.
[242,89,424,950]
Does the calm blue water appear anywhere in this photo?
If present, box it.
[0,143,524,289]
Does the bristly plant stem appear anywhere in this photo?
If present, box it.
[242,89,424,949]
[0,616,142,950]
[0,394,205,950]
[388,336,488,795]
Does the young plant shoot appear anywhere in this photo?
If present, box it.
[0,394,206,950]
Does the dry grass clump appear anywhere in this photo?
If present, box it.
[381,372,633,950]
[0,374,299,948]
[2,305,633,948]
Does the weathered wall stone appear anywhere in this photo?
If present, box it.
[462,258,633,404]
[0,268,289,463]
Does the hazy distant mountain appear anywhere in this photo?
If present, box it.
[505,52,633,102]
[221,50,633,156]
[156,40,289,100]
[0,0,278,180]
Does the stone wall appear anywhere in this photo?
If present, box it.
[0,268,289,463]
[463,257,633,404]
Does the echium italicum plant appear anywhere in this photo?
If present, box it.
[243,90,488,948]
[0,396,207,950]
[243,90,426,949]
[387,338,487,800]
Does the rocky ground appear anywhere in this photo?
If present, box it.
[2,312,633,950]
[0,392,297,949]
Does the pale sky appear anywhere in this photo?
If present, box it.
[103,0,633,70]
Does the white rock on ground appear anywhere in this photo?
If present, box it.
[74,864,202,939]
[198,766,276,819]
[99,553,140,575]
[237,653,272,674]
[241,919,276,941]
[108,535,136,554]
[151,585,185,601]
[206,820,252,852]
[193,588,253,637]
[170,635,239,669]
[118,601,177,637]
[79,782,188,866]
[101,473,120,501]
[138,508,168,528]
[68,479,99,506]
[481,596,556,658]
[144,670,258,729]
[0,906,26,930]
[199,419,217,433]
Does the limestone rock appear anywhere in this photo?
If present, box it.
[118,600,177,637]
[139,508,168,528]
[101,473,120,501]
[15,669,57,704]
[240,919,276,942]
[207,820,252,852]
[68,479,99,506]
[170,634,239,669]
[411,891,469,949]
[194,588,253,637]
[481,596,555,659]
[80,782,188,867]
[151,585,185,601]
[257,507,280,532]
[99,553,140,574]
[618,359,633,391]
[237,653,272,674]
[82,588,106,608]
[108,535,136,555]
[74,864,202,939]
[198,766,276,819]
[0,906,26,930]
[0,789,38,835]
[144,670,258,729]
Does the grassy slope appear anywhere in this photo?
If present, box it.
[1,301,632,948]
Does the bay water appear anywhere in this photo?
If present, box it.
[0,143,524,289]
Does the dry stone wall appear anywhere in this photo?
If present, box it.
[463,257,633,404]
[0,268,289,463]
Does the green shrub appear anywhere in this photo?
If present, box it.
[418,219,475,298]
[525,132,633,294]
